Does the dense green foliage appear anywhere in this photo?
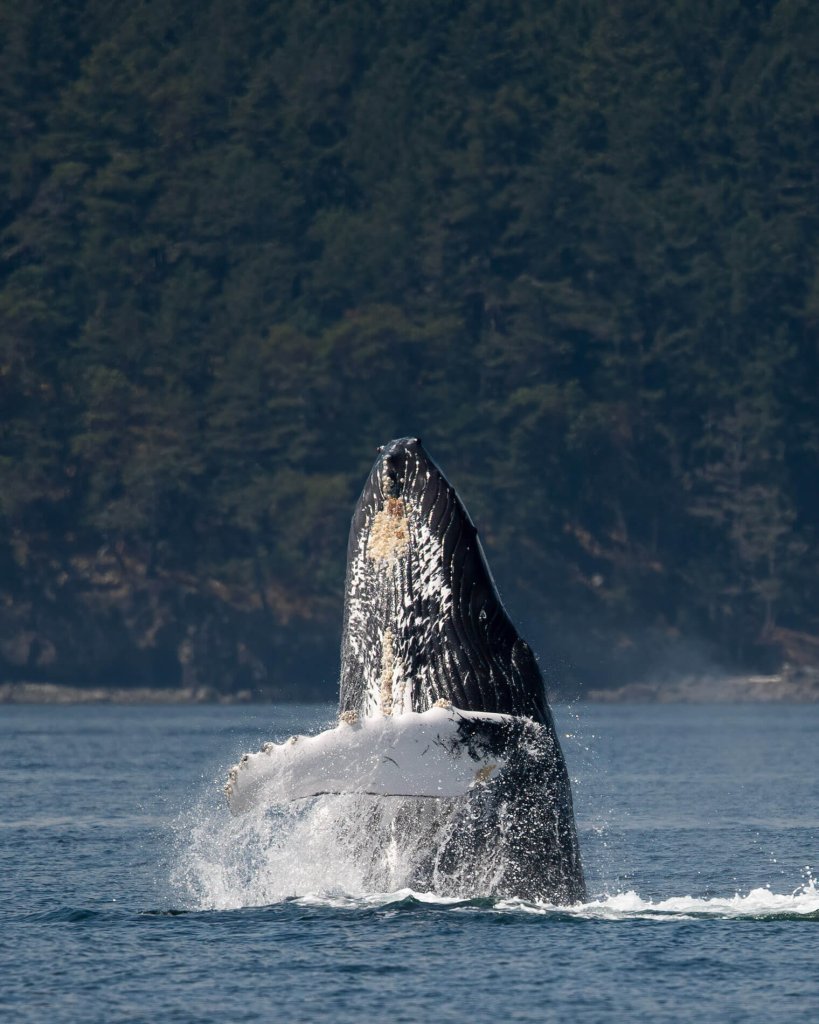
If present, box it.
[1,0,817,692]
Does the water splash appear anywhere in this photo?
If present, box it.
[171,790,482,909]
[170,787,817,920]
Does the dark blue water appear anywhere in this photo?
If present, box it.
[1,703,817,1023]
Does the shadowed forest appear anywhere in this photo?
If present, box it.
[1,0,818,697]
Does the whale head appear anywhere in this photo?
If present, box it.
[339,437,550,723]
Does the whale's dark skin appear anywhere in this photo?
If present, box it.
[338,437,586,904]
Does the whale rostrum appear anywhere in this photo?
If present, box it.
[340,436,552,722]
[226,437,585,903]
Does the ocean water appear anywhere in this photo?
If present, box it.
[1,701,817,1023]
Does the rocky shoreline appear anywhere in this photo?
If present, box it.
[0,682,259,705]
[586,667,819,703]
[3,668,818,705]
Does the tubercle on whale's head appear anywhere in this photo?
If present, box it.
[369,437,428,501]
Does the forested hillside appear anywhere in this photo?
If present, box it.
[2,0,818,696]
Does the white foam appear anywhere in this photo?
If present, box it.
[494,877,819,919]
[286,879,819,919]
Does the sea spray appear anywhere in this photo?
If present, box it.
[170,699,614,910]
[172,788,526,909]
[170,778,817,920]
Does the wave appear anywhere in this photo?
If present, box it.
[259,881,819,920]
[24,884,819,925]
[151,884,819,922]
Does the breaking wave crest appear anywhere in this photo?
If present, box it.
[169,790,817,920]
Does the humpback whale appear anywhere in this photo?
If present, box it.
[227,437,585,904]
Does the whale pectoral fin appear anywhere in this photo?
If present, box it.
[224,708,517,812]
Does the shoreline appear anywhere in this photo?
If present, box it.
[0,682,259,705]
[2,671,818,705]
[586,671,819,704]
